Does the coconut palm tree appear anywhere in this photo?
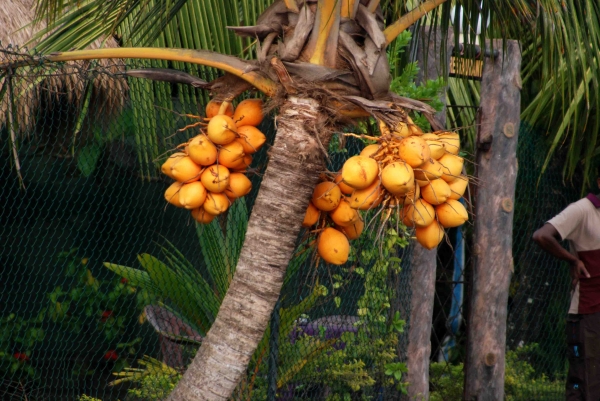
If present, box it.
[3,2,445,399]
[3,1,600,400]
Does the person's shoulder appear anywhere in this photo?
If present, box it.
[574,196,600,213]
[549,198,587,224]
[563,197,596,211]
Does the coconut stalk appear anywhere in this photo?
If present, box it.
[1,1,449,399]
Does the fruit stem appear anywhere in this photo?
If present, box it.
[344,133,380,141]
[217,101,232,116]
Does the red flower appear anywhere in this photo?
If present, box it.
[100,310,114,322]
[103,350,118,361]
[120,277,128,284]
[13,352,29,362]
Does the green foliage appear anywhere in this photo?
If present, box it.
[275,227,409,400]
[104,199,248,336]
[48,249,145,347]
[430,344,564,401]
[77,395,104,401]
[504,344,564,400]
[0,249,144,388]
[391,64,445,113]
[387,30,446,133]
[111,355,181,401]
[429,362,464,401]
[0,312,45,378]
[76,106,139,177]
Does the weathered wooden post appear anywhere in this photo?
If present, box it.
[464,40,521,400]
[404,26,452,401]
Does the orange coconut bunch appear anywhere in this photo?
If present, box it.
[348,117,468,250]
[302,117,469,263]
[161,98,267,224]
[300,179,364,266]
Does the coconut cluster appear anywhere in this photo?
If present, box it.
[162,99,266,223]
[304,117,469,265]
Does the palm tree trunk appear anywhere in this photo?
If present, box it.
[167,96,326,401]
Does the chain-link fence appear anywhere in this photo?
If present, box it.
[0,47,580,401]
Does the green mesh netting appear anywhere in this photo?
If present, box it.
[0,46,580,401]
[0,51,415,401]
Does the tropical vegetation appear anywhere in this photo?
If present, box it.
[1,0,600,400]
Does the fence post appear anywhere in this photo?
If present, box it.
[464,40,521,400]
[404,26,452,401]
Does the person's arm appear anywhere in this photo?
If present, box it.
[532,223,589,280]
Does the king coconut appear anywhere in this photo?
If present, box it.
[162,99,266,223]
[303,117,468,265]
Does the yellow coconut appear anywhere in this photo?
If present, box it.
[312,182,342,212]
[416,221,445,250]
[421,133,439,141]
[360,144,381,158]
[191,207,217,224]
[205,100,234,118]
[218,140,246,169]
[404,184,421,205]
[341,155,379,189]
[161,152,187,179]
[329,198,360,227]
[413,158,443,181]
[427,140,446,160]
[231,154,253,171]
[340,218,364,240]
[402,199,435,228]
[188,134,218,166]
[178,181,208,209]
[378,120,391,136]
[203,192,230,215]
[438,153,464,182]
[393,121,412,138]
[381,162,415,196]
[416,178,430,187]
[164,181,184,207]
[438,132,460,155]
[200,165,230,193]
[207,114,238,145]
[302,202,321,227]
[436,199,469,228]
[409,123,424,136]
[233,98,264,127]
[237,125,267,154]
[169,156,202,183]
[334,172,355,195]
[224,173,252,199]
[448,175,469,200]
[398,136,431,167]
[421,179,452,206]
[317,227,350,265]
[349,180,383,210]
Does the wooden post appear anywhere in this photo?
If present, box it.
[404,26,452,401]
[464,40,521,400]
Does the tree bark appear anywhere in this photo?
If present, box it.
[464,40,521,401]
[167,97,326,401]
[406,245,438,400]
[404,26,451,401]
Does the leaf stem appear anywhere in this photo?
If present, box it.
[383,0,448,45]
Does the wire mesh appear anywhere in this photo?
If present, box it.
[0,45,581,401]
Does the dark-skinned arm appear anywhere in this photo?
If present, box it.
[532,223,589,281]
